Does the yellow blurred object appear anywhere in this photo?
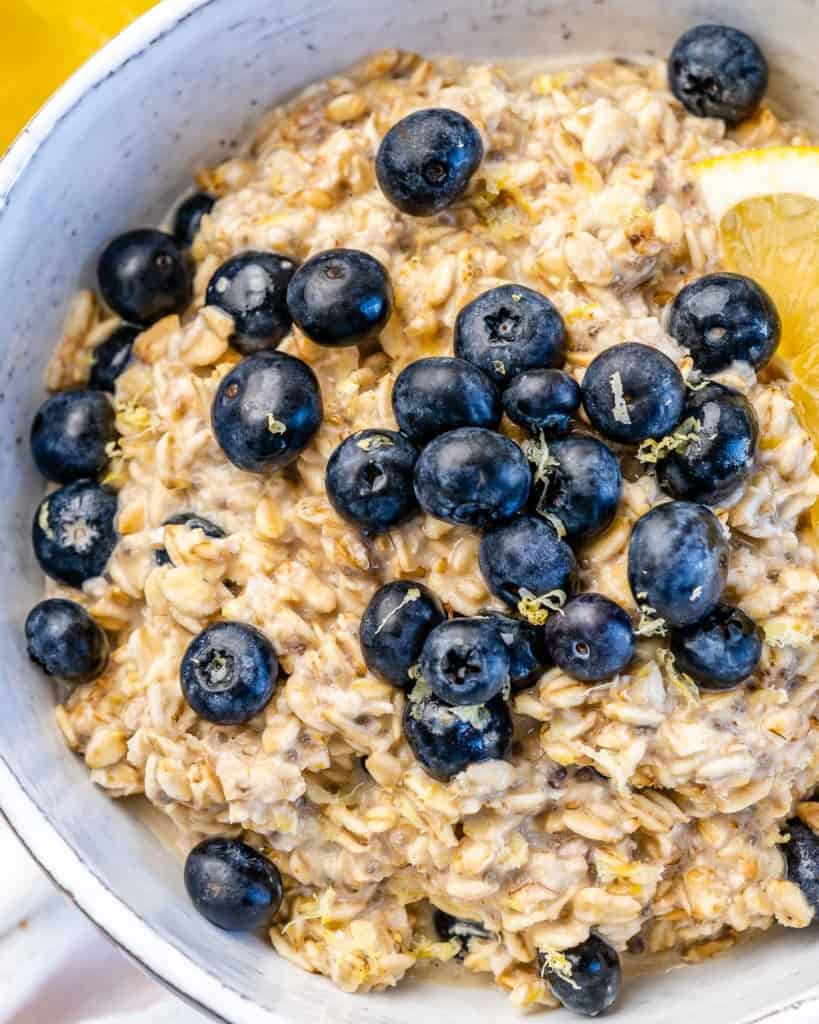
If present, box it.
[692,148,819,532]
[0,0,157,151]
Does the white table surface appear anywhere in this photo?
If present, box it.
[1,813,817,1024]
[0,818,205,1023]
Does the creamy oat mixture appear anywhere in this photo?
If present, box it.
[44,50,819,1005]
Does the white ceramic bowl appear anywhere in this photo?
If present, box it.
[2,1,819,1021]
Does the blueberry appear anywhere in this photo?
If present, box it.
[393,357,501,446]
[581,342,685,444]
[502,369,580,436]
[89,325,139,393]
[98,229,192,326]
[25,599,108,682]
[207,251,297,354]
[657,382,759,505]
[360,580,446,688]
[154,513,225,567]
[479,515,575,610]
[402,693,512,782]
[478,610,549,691]
[628,501,728,627]
[668,24,768,125]
[184,837,283,931]
[455,285,567,387]
[419,618,510,705]
[32,481,118,587]
[784,819,819,913]
[180,621,278,724]
[375,108,483,217]
[667,272,781,373]
[326,429,419,533]
[530,434,621,541]
[538,934,622,1017]
[30,389,116,484]
[287,249,392,348]
[414,427,531,528]
[544,594,635,683]
[670,603,762,690]
[173,192,215,247]
[211,351,322,473]
[433,908,490,957]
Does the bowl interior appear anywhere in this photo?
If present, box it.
[1,1,818,1021]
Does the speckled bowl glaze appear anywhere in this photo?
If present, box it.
[1,1,818,1021]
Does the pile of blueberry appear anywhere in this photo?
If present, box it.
[20,23,819,1014]
[351,266,776,787]
[23,209,403,659]
[25,196,225,678]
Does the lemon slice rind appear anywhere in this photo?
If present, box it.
[692,146,819,222]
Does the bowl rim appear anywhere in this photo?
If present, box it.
[0,5,291,1019]
[1,3,818,1022]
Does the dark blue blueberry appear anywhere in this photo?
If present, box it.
[433,909,490,957]
[25,599,108,682]
[326,429,419,533]
[657,382,759,505]
[544,593,635,683]
[32,481,118,587]
[581,342,685,444]
[392,357,501,446]
[89,325,139,393]
[419,618,510,706]
[154,513,225,567]
[502,369,580,436]
[670,603,762,690]
[184,837,283,931]
[287,248,392,348]
[375,107,483,216]
[530,434,621,541]
[478,610,549,691]
[668,25,768,125]
[207,251,297,355]
[628,501,728,627]
[402,693,512,782]
[784,819,819,913]
[98,229,192,326]
[479,515,575,610]
[30,389,116,484]
[180,621,278,724]
[211,351,322,473]
[173,192,216,247]
[538,934,622,1017]
[667,273,781,373]
[414,427,530,528]
[360,580,446,688]
[455,285,567,387]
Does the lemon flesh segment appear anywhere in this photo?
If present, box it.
[720,196,819,525]
[720,194,819,362]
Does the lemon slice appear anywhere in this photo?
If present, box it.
[692,147,819,363]
[692,147,819,531]
[693,146,819,411]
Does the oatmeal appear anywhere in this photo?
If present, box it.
[25,27,819,1017]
